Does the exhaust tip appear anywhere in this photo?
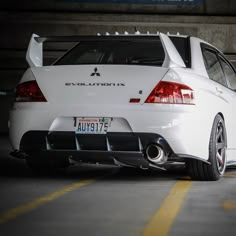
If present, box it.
[146,144,167,164]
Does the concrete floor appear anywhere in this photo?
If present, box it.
[0,136,236,236]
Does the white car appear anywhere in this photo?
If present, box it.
[9,32,236,180]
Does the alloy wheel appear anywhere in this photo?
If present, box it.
[215,119,226,174]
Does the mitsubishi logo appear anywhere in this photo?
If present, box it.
[90,67,100,77]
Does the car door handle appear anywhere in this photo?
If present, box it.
[216,87,223,94]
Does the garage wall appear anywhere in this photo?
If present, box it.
[1,1,236,133]
[1,0,236,15]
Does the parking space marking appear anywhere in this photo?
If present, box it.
[143,180,192,236]
[223,201,236,210]
[0,179,96,225]
[222,173,236,210]
[224,173,236,178]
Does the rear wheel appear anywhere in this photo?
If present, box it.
[187,114,227,181]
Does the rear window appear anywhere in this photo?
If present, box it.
[55,40,165,66]
[170,37,191,68]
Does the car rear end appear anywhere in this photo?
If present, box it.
[9,33,206,170]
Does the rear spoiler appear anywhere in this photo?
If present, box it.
[159,33,186,68]
[26,33,186,68]
[26,34,43,67]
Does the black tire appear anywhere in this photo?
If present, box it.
[187,114,227,181]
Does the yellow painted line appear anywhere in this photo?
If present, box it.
[0,179,96,225]
[223,201,236,210]
[223,173,236,210]
[224,173,236,178]
[180,176,192,180]
[143,181,192,236]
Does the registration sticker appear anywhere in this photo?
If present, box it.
[75,117,111,134]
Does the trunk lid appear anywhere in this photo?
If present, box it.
[31,65,169,105]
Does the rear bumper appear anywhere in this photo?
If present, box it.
[9,102,213,163]
[18,131,175,168]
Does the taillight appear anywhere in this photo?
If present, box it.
[16,81,47,102]
[145,81,194,105]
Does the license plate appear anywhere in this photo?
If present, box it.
[76,117,111,134]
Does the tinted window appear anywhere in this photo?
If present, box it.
[219,57,236,90]
[55,41,165,66]
[170,37,191,68]
[203,49,227,86]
